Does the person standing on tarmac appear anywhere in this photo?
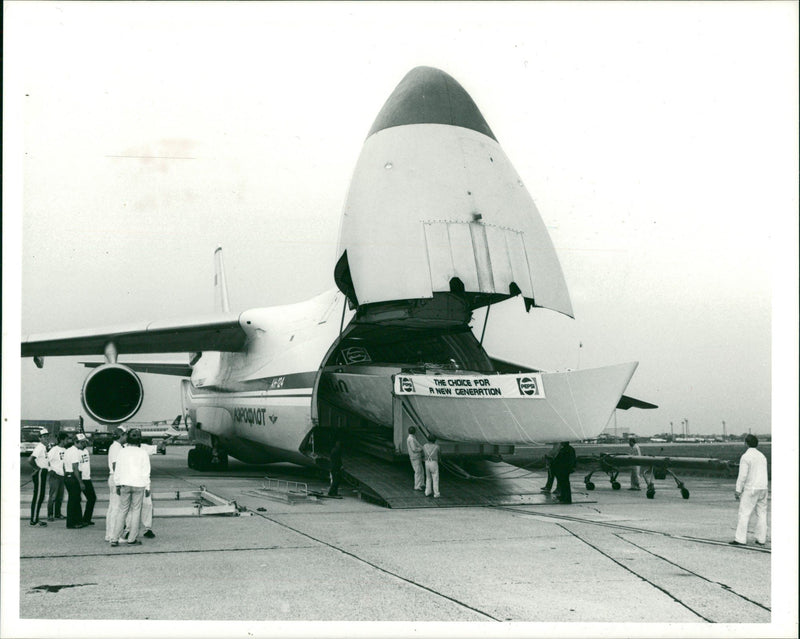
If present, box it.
[552,441,577,504]
[328,440,343,497]
[124,443,158,539]
[76,434,97,526]
[540,441,562,495]
[110,428,150,547]
[406,427,425,491]
[423,435,441,499]
[46,432,70,521]
[730,434,769,547]
[628,437,645,491]
[105,426,127,542]
[28,427,51,527]
[63,434,86,529]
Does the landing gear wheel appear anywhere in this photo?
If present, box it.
[213,452,229,470]
[197,447,213,471]
[646,488,655,499]
[187,448,197,469]
[611,481,621,490]
[681,488,690,499]
[585,482,595,491]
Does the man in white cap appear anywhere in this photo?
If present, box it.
[27,427,51,526]
[76,434,97,526]
[46,431,70,521]
[105,426,127,542]
[63,433,87,528]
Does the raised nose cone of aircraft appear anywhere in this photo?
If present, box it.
[368,66,496,141]
[337,66,573,319]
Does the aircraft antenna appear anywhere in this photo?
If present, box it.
[214,246,231,313]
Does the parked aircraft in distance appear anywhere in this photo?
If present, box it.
[22,67,654,470]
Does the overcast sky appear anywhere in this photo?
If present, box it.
[4,2,798,439]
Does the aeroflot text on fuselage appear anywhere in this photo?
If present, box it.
[233,407,268,426]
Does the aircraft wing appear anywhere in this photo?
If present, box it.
[21,313,246,359]
[79,361,193,377]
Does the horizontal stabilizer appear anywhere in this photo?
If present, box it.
[615,395,658,410]
[22,313,246,358]
[80,361,193,377]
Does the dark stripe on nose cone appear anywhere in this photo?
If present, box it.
[368,66,497,141]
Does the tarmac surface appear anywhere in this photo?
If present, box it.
[11,447,778,636]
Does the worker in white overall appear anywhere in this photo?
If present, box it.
[105,426,127,542]
[124,443,157,539]
[628,437,646,490]
[406,426,425,491]
[731,434,769,546]
[423,435,441,499]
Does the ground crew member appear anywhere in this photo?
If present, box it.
[63,434,86,529]
[124,443,158,539]
[552,441,577,504]
[105,426,127,542]
[540,441,561,495]
[46,432,70,521]
[423,435,441,499]
[406,426,424,491]
[76,434,97,526]
[731,434,769,546]
[328,440,343,497]
[628,437,645,490]
[28,427,51,526]
[110,428,150,547]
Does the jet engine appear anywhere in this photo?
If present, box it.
[81,363,144,424]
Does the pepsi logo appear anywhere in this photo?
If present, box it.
[517,376,538,396]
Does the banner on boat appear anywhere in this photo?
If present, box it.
[393,373,546,399]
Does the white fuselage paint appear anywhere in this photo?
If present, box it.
[181,288,353,464]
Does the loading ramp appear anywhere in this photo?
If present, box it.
[321,392,595,508]
[341,450,594,508]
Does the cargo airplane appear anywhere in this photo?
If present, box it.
[22,67,653,471]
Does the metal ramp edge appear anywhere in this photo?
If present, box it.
[342,451,594,509]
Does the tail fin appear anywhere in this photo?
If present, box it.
[214,246,231,313]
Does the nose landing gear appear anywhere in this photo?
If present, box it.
[187,442,228,471]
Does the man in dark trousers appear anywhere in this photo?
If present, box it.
[552,441,577,504]
[28,427,51,526]
[328,440,343,497]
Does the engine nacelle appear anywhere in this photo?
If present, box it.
[81,363,144,424]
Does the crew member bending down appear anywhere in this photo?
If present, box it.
[423,436,441,499]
